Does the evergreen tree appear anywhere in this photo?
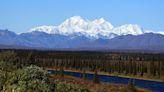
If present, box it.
[59,66,64,77]
[93,69,100,84]
[81,69,86,80]
[124,79,137,92]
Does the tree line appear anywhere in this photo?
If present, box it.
[1,49,163,78]
[0,50,157,92]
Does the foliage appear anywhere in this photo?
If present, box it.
[95,88,109,92]
[123,79,137,92]
[8,50,163,78]
[54,80,90,92]
[0,51,17,62]
[93,70,100,84]
[81,69,86,80]
[59,67,64,77]
[1,50,164,78]
[0,51,93,92]
[0,50,163,91]
[0,71,7,90]
[0,51,17,71]
[0,65,55,92]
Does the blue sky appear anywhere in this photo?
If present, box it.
[0,0,163,33]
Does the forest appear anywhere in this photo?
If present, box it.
[6,49,164,79]
[0,49,163,92]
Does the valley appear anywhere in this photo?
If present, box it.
[0,49,163,92]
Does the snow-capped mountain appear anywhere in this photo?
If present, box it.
[0,29,164,52]
[112,24,143,35]
[29,26,57,34]
[30,16,144,39]
[0,16,164,52]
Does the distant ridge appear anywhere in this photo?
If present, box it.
[0,16,164,52]
[0,29,164,53]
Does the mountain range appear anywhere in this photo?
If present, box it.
[30,16,144,39]
[0,16,164,52]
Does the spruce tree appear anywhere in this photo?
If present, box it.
[93,69,100,84]
[124,79,137,92]
[81,69,86,80]
[59,67,64,77]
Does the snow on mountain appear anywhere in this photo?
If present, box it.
[112,24,143,35]
[1,29,164,51]
[157,31,164,35]
[29,16,143,39]
[29,26,57,34]
[1,16,164,51]
[145,30,164,35]
[58,16,89,35]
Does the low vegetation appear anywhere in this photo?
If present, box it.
[0,51,89,92]
[6,49,163,81]
[0,50,155,92]
[123,79,137,92]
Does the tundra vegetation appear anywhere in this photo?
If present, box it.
[0,50,162,92]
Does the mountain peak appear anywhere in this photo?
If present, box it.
[113,24,144,35]
[0,29,17,36]
[29,16,145,39]
[29,26,57,34]
[62,16,87,26]
[94,18,106,24]
[69,16,84,21]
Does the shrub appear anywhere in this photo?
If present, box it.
[1,65,55,92]
[54,80,90,92]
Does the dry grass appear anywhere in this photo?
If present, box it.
[50,74,151,92]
